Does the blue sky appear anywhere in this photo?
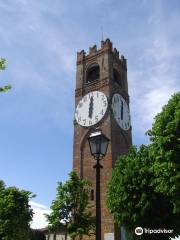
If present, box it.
[0,0,180,227]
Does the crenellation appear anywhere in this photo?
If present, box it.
[121,55,127,69]
[101,38,112,51]
[113,48,119,58]
[89,45,97,55]
[77,39,124,63]
[77,50,86,62]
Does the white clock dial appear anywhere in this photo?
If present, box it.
[75,91,108,127]
[112,93,131,130]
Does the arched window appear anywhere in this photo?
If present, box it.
[113,69,122,86]
[86,64,100,83]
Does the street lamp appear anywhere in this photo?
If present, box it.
[88,130,109,240]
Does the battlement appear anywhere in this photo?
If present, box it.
[77,38,127,68]
[89,44,97,54]
[77,50,86,61]
[101,38,112,51]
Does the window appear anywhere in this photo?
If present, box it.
[86,64,100,83]
[90,189,94,201]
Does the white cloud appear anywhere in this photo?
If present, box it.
[133,87,176,133]
[129,9,180,138]
[30,201,51,229]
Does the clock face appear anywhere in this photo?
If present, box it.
[75,91,108,127]
[112,93,131,130]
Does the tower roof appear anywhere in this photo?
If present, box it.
[77,38,126,69]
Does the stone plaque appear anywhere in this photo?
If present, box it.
[104,232,114,240]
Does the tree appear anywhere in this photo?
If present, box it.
[0,180,35,240]
[147,92,180,214]
[0,58,11,92]
[47,171,95,239]
[106,93,180,240]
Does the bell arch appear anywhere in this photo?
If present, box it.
[86,63,100,83]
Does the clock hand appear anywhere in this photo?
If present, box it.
[121,100,123,120]
[88,96,94,119]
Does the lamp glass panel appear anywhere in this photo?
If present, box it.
[88,133,109,159]
[89,135,101,155]
[100,136,109,155]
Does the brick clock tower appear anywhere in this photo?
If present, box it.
[73,39,132,240]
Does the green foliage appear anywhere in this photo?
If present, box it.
[47,171,95,239]
[0,58,12,92]
[147,92,180,213]
[107,93,180,240]
[107,146,150,227]
[0,58,6,70]
[0,180,35,240]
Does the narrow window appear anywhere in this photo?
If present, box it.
[90,189,94,201]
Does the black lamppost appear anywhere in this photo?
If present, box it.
[88,130,109,240]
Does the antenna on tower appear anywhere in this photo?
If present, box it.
[101,26,104,41]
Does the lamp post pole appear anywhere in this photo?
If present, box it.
[94,157,103,240]
[88,130,109,240]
